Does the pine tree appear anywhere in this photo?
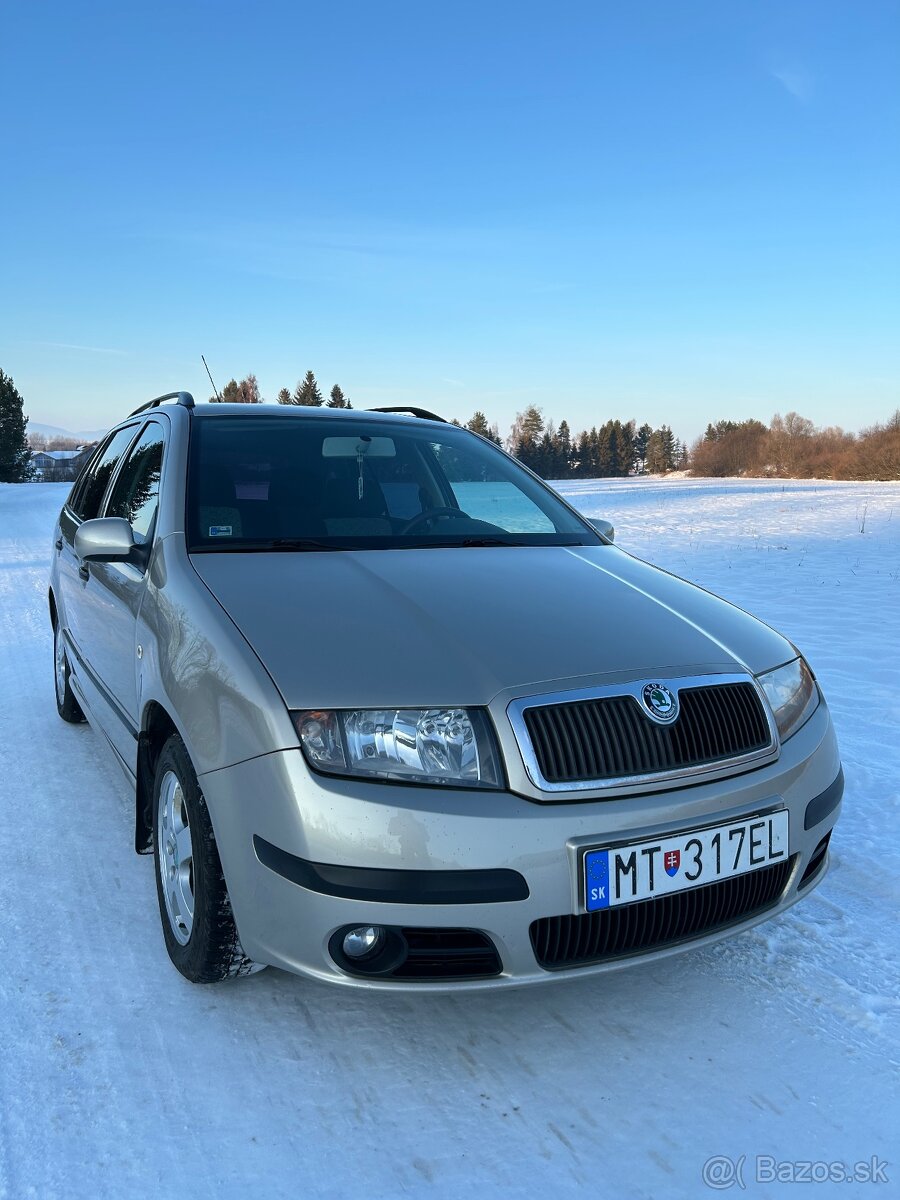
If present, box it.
[705,419,739,443]
[537,430,555,477]
[276,387,292,405]
[634,423,653,474]
[607,421,625,476]
[595,422,614,476]
[515,434,538,471]
[659,424,676,470]
[327,384,349,408]
[573,431,591,477]
[508,406,545,459]
[644,430,660,473]
[554,420,573,478]
[645,427,676,473]
[617,420,636,475]
[466,411,492,438]
[0,369,34,481]
[468,413,501,444]
[293,371,323,406]
[214,379,239,403]
[588,427,602,476]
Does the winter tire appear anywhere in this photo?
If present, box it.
[53,621,86,724]
[152,734,265,983]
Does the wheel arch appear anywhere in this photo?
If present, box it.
[135,701,181,854]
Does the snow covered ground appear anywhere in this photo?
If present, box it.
[1,478,897,1199]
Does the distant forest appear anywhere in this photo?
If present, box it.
[207,371,900,482]
[23,369,900,482]
[458,406,900,482]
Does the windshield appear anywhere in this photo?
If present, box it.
[187,415,599,551]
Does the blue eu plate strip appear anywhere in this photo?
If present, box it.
[584,849,610,911]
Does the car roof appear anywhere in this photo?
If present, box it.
[107,399,455,443]
[189,403,443,426]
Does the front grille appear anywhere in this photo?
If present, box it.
[391,928,501,979]
[530,856,795,969]
[523,681,771,785]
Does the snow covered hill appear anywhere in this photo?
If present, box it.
[27,421,109,443]
[0,478,897,1199]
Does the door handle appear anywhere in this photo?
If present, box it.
[55,537,63,551]
[78,563,90,581]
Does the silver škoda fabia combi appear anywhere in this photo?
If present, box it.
[49,394,843,989]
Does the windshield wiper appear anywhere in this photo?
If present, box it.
[422,537,539,548]
[267,538,346,551]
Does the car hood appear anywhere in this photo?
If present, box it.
[190,545,793,710]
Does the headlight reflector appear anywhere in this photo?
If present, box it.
[756,658,819,741]
[293,708,502,788]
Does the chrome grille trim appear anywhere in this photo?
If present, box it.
[507,673,779,793]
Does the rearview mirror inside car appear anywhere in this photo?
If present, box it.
[322,436,396,458]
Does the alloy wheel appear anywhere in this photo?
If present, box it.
[158,770,195,945]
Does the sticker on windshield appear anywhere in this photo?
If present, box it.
[208,525,233,537]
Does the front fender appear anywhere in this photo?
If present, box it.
[137,534,298,776]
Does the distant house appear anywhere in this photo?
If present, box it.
[31,447,94,482]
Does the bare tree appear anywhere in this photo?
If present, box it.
[212,375,261,403]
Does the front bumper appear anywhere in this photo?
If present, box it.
[199,700,842,991]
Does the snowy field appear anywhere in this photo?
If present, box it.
[1,478,898,1199]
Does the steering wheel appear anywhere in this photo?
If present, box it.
[400,507,468,534]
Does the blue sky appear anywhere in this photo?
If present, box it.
[1,0,897,443]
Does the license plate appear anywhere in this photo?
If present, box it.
[583,810,789,912]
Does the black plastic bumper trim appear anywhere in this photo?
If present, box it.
[804,766,844,831]
[253,836,530,904]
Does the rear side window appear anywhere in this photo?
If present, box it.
[69,425,139,520]
[104,423,165,544]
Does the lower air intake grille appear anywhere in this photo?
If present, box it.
[799,833,831,888]
[530,857,795,970]
[523,681,771,785]
[392,928,501,979]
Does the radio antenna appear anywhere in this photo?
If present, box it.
[201,355,222,402]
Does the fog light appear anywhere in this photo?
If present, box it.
[342,925,385,960]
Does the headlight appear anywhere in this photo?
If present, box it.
[756,657,819,741]
[293,708,503,788]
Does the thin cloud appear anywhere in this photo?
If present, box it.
[36,341,127,356]
[768,62,814,104]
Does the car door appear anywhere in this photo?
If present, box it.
[56,423,142,693]
[74,420,167,768]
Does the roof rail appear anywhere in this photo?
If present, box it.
[367,406,447,423]
[129,391,196,417]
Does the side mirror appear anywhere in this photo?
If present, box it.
[74,517,136,563]
[590,518,615,543]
